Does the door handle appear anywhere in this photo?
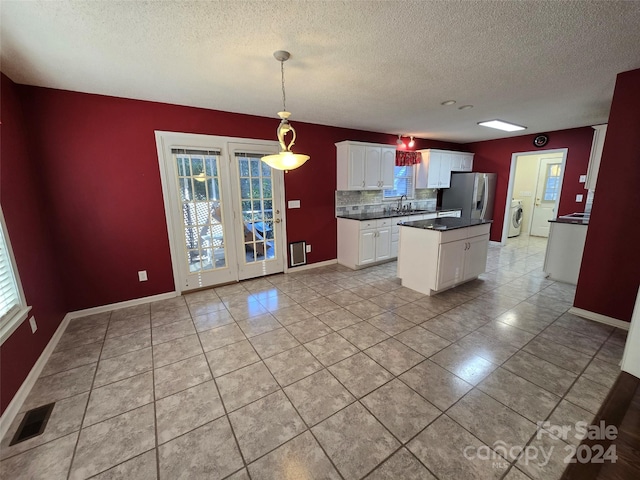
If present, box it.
[275,218,281,223]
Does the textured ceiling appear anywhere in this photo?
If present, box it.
[2,0,640,143]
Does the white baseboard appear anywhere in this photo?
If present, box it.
[67,291,178,319]
[0,313,71,442]
[568,307,630,331]
[285,259,337,273]
[489,240,503,246]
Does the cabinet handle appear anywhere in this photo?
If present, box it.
[362,180,365,188]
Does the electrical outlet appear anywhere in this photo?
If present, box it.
[29,316,37,333]
[306,244,311,253]
[579,174,587,183]
[138,270,148,281]
[576,194,584,202]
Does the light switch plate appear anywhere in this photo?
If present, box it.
[579,174,587,183]
[305,244,311,253]
[576,194,584,202]
[288,200,301,209]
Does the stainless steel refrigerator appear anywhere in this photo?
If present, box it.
[442,172,497,220]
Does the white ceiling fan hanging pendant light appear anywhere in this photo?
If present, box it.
[261,50,310,172]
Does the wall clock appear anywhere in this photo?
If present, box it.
[533,134,549,148]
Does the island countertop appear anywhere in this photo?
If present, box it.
[399,217,493,231]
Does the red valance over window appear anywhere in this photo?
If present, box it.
[395,150,421,166]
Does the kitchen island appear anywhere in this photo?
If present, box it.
[397,218,492,296]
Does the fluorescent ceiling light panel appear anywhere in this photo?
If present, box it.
[478,119,527,132]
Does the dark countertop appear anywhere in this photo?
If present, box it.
[399,217,493,231]
[549,218,589,225]
[336,207,460,221]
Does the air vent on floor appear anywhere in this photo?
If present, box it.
[289,241,307,267]
[10,403,55,445]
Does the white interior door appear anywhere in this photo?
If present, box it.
[156,132,284,292]
[530,159,563,237]
[228,143,285,281]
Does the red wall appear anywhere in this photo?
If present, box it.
[467,128,594,241]
[574,69,640,322]
[0,74,67,414]
[17,86,458,311]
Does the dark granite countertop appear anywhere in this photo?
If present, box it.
[549,218,589,225]
[399,217,492,231]
[336,207,460,221]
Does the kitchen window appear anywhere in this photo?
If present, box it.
[0,207,31,345]
[383,165,415,199]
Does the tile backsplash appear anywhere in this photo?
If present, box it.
[335,189,437,215]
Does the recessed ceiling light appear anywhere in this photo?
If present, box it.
[478,119,527,132]
[458,105,473,110]
[441,100,456,106]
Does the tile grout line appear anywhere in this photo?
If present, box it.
[64,310,112,480]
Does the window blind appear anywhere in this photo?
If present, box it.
[384,165,415,198]
[0,224,20,325]
[171,148,221,156]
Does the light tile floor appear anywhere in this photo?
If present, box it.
[0,235,628,479]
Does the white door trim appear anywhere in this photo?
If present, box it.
[154,131,285,293]
[501,148,568,245]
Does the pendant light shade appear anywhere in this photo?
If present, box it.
[262,51,310,171]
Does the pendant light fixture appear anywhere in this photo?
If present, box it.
[261,51,310,172]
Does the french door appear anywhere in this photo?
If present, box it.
[156,132,285,292]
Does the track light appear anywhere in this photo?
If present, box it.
[408,136,415,148]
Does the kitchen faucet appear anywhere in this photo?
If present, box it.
[397,195,407,213]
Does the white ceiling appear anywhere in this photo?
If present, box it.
[2,1,640,143]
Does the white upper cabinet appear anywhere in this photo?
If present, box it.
[451,152,474,172]
[585,124,607,191]
[336,141,396,190]
[415,149,474,189]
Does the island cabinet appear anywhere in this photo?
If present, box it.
[397,222,490,295]
[336,141,396,190]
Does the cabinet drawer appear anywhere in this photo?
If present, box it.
[359,220,377,230]
[439,228,469,244]
[376,219,392,228]
[467,224,491,238]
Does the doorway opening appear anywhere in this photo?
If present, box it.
[155,131,287,293]
[501,148,568,246]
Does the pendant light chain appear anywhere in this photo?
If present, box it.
[280,60,286,112]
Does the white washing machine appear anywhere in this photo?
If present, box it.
[508,199,524,238]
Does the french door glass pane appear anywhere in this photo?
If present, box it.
[236,153,275,264]
[176,154,226,273]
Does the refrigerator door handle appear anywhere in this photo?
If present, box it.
[480,175,489,220]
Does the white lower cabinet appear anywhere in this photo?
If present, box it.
[338,218,392,269]
[398,223,490,295]
[437,233,489,290]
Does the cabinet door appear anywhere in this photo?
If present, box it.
[436,240,466,289]
[427,152,442,188]
[449,153,462,171]
[460,154,474,172]
[438,153,452,188]
[380,148,396,189]
[359,229,376,265]
[585,124,607,190]
[464,234,489,280]
[364,147,381,189]
[349,144,367,190]
[375,227,392,261]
